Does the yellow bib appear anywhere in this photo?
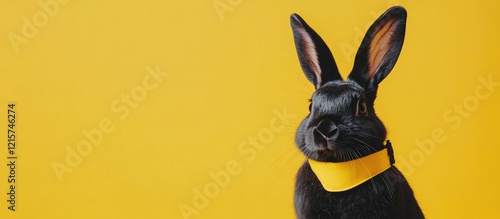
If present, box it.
[308,146,393,192]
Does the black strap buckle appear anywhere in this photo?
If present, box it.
[385,140,396,165]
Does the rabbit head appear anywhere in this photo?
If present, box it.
[291,6,407,162]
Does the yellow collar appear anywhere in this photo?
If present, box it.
[308,141,395,192]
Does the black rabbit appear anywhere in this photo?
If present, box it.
[290,6,424,219]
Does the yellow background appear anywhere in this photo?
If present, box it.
[1,0,499,218]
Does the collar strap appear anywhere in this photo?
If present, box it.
[308,140,395,192]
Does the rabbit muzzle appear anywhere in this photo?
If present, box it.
[313,119,339,150]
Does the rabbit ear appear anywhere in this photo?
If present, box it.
[348,6,407,90]
[291,14,342,88]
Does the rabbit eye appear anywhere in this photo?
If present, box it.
[356,99,368,116]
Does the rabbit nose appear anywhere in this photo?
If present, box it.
[314,119,338,140]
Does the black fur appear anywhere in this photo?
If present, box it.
[295,164,423,219]
[290,6,424,218]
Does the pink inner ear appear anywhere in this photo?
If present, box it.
[368,19,398,79]
[297,27,322,85]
